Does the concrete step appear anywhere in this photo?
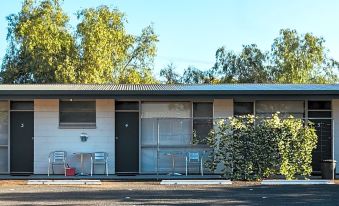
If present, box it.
[160,179,231,185]
[27,180,101,185]
[261,179,334,185]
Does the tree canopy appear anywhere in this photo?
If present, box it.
[160,29,339,84]
[1,0,78,83]
[0,0,158,84]
[271,29,338,83]
[1,1,338,84]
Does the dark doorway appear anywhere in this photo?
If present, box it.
[115,112,139,174]
[308,101,333,173]
[311,119,332,172]
[10,111,34,175]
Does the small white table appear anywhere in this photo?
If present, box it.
[73,152,91,176]
[164,151,183,176]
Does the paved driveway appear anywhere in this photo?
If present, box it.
[0,181,338,205]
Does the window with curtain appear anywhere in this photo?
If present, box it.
[59,100,96,128]
[255,100,304,118]
[140,102,192,173]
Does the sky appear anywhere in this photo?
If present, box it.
[0,0,339,78]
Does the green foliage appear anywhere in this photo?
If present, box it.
[181,66,217,84]
[160,64,218,84]
[207,114,318,180]
[77,7,158,83]
[272,29,338,83]
[213,44,272,83]
[1,1,337,84]
[1,0,158,84]
[278,118,318,179]
[159,63,180,84]
[172,29,339,84]
[1,0,78,83]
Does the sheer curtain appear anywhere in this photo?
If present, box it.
[140,102,192,173]
[256,101,304,118]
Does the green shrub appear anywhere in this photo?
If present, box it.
[206,113,318,180]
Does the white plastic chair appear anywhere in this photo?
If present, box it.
[48,151,67,176]
[185,152,204,176]
[91,152,108,176]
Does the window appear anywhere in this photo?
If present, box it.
[256,100,304,118]
[141,102,191,118]
[59,100,96,128]
[10,101,33,111]
[140,102,192,173]
[308,101,331,110]
[116,101,139,110]
[193,102,213,145]
[234,102,254,116]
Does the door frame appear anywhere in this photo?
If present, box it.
[10,101,34,174]
[115,101,140,174]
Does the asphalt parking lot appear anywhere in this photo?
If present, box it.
[0,181,338,205]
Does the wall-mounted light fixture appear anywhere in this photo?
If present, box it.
[80,132,88,142]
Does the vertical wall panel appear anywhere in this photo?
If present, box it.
[332,99,339,171]
[0,101,8,173]
[213,99,233,119]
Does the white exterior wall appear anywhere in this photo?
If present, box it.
[332,99,339,171]
[34,99,115,174]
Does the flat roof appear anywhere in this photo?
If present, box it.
[0,84,339,97]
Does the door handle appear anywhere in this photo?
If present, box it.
[115,137,119,140]
[32,137,34,140]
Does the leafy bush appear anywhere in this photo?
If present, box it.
[206,114,318,180]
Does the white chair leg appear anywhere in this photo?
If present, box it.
[185,157,188,176]
[48,164,50,176]
[91,161,93,176]
[201,161,203,176]
[106,162,108,176]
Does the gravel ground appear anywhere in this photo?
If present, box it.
[0,180,338,205]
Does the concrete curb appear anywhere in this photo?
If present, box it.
[27,180,101,185]
[160,180,232,185]
[261,179,334,185]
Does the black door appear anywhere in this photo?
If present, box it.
[10,111,34,174]
[115,112,139,174]
[311,119,332,172]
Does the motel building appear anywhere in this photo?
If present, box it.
[0,84,337,177]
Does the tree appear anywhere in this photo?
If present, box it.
[1,0,78,83]
[180,29,339,84]
[1,1,158,84]
[182,66,217,84]
[77,6,158,83]
[271,29,338,83]
[159,63,180,84]
[213,44,271,83]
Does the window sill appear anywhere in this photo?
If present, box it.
[59,123,96,129]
